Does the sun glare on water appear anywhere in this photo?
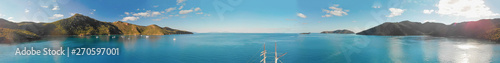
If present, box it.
[456,44,477,49]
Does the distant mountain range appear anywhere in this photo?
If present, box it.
[321,29,354,34]
[357,19,500,42]
[3,13,499,42]
[0,14,192,43]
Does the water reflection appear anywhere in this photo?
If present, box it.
[437,39,493,63]
[119,35,139,50]
[146,35,162,42]
[388,36,404,63]
[389,36,495,63]
[49,36,64,62]
[421,37,440,62]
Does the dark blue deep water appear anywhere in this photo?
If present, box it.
[1,33,500,63]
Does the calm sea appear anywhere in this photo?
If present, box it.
[1,33,499,63]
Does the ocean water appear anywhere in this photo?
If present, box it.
[1,33,500,63]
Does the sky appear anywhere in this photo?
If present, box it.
[1,0,500,33]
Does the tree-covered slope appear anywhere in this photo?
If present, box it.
[357,19,500,41]
[44,14,121,35]
[0,13,192,42]
[0,28,40,43]
[111,21,193,35]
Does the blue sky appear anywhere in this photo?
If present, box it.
[1,0,500,33]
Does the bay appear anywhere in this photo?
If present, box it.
[0,33,499,63]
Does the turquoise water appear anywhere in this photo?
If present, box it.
[1,33,500,63]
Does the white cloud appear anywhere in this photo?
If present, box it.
[179,10,193,14]
[152,11,161,16]
[194,7,201,11]
[133,12,150,17]
[70,13,76,15]
[53,14,64,18]
[387,8,405,17]
[196,12,203,14]
[297,13,307,18]
[125,12,130,15]
[178,5,184,10]
[49,14,64,19]
[41,6,49,8]
[166,7,176,12]
[177,0,186,5]
[153,5,159,8]
[131,11,161,17]
[7,17,13,20]
[423,9,434,14]
[372,6,381,8]
[423,20,436,23]
[121,17,139,21]
[52,5,60,10]
[90,9,96,14]
[321,14,332,17]
[436,0,498,18]
[25,9,29,13]
[322,4,349,17]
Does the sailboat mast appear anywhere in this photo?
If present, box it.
[275,42,278,63]
[273,42,287,63]
[261,43,266,63]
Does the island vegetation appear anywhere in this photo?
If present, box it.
[321,29,355,34]
[0,14,192,43]
[357,19,500,42]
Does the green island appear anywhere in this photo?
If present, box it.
[356,19,500,42]
[0,14,192,43]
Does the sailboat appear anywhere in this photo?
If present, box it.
[261,42,287,63]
